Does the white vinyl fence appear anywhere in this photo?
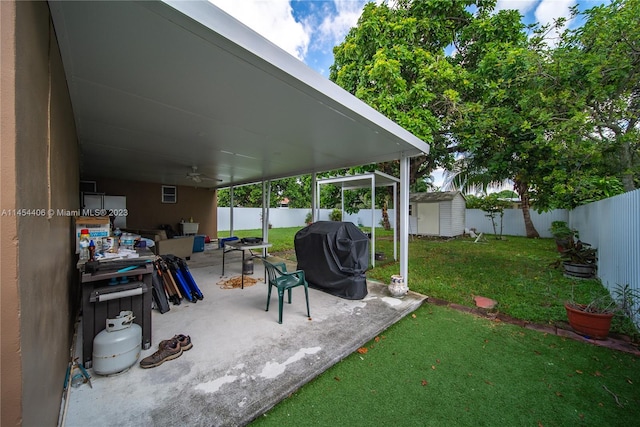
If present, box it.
[219,207,567,237]
[466,193,640,328]
[465,209,569,238]
[570,189,640,324]
[217,207,394,231]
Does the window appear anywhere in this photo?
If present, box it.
[162,185,177,203]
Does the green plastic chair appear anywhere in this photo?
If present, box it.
[262,259,310,324]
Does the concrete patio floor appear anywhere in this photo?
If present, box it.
[61,245,426,426]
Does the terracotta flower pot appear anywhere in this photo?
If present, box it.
[555,237,571,253]
[564,303,613,339]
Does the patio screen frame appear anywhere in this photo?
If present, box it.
[316,171,399,268]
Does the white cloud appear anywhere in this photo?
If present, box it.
[209,0,311,60]
[494,0,578,27]
[495,0,539,15]
[318,1,368,46]
[494,0,578,46]
[534,0,577,27]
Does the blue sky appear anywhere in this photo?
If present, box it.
[210,0,610,77]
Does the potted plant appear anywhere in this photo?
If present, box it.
[565,284,639,339]
[305,211,313,226]
[329,208,342,222]
[559,239,597,279]
[549,221,576,253]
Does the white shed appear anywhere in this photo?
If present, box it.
[409,191,466,237]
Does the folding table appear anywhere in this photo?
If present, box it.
[222,240,272,288]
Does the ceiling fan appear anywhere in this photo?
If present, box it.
[185,166,217,183]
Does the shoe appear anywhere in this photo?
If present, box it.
[159,334,192,351]
[139,338,183,369]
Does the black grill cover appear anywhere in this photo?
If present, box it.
[294,221,369,300]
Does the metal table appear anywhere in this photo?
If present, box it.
[222,240,272,288]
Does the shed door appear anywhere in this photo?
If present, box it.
[417,203,439,235]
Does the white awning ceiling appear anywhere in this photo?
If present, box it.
[48,0,429,189]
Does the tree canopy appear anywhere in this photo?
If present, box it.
[216,172,389,214]
[326,0,638,236]
[553,0,639,193]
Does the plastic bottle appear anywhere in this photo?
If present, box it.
[89,240,96,261]
[113,227,122,252]
[122,233,134,250]
[79,229,91,261]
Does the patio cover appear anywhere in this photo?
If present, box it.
[48,0,429,188]
[48,0,429,284]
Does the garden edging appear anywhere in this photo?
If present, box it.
[425,297,640,356]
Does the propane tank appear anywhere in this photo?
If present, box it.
[92,311,141,375]
[242,258,254,275]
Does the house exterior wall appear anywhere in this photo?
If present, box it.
[0,2,21,424]
[1,1,81,425]
[93,178,218,238]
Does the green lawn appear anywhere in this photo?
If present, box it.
[253,304,639,426]
[221,227,639,426]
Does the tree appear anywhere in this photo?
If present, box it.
[270,176,313,208]
[217,176,313,208]
[330,1,553,237]
[479,193,512,239]
[464,194,483,209]
[330,1,497,186]
[326,0,636,233]
[216,172,370,212]
[553,0,640,192]
[217,183,265,207]
[452,10,548,237]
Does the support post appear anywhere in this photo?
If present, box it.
[262,181,270,256]
[313,172,319,222]
[393,181,397,261]
[229,186,234,237]
[370,175,375,267]
[400,154,410,285]
[341,185,344,222]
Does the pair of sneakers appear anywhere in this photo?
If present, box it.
[139,334,192,369]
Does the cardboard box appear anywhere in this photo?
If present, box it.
[76,216,111,252]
